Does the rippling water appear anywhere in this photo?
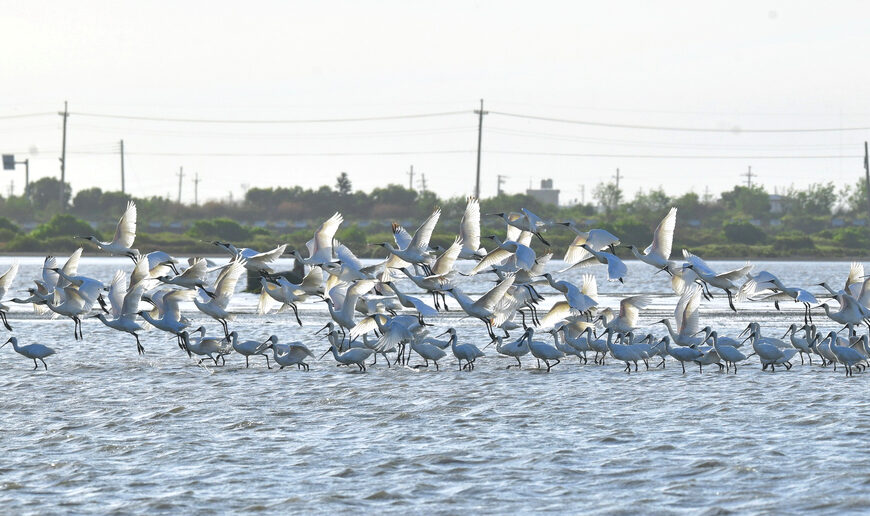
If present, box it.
[1,257,868,514]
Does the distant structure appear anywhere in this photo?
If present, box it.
[768,194,785,214]
[526,178,560,206]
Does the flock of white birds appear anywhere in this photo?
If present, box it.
[1,199,868,376]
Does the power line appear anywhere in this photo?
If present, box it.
[489,110,870,133]
[61,149,475,157]
[488,150,864,159]
[70,110,470,124]
[0,112,54,120]
[487,126,865,150]
[73,123,476,139]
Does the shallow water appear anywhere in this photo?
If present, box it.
[0,257,867,514]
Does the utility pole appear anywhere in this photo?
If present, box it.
[418,173,428,193]
[59,100,68,210]
[474,98,488,199]
[193,172,201,206]
[497,174,507,196]
[407,165,414,191]
[742,166,755,187]
[176,166,184,204]
[23,159,29,201]
[613,168,621,190]
[863,141,870,219]
[120,139,126,194]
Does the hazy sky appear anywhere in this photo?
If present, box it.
[2,1,869,205]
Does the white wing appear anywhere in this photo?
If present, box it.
[307,212,343,260]
[113,201,137,248]
[248,244,287,264]
[404,294,438,317]
[58,248,83,288]
[716,263,752,283]
[164,289,196,321]
[408,207,441,252]
[42,256,59,291]
[0,262,19,297]
[469,248,512,275]
[513,244,536,271]
[213,260,246,308]
[257,283,281,315]
[605,254,628,281]
[682,249,716,277]
[349,315,379,340]
[521,208,546,229]
[459,197,481,253]
[564,229,619,265]
[431,237,462,276]
[179,258,208,282]
[300,266,324,294]
[516,230,533,247]
[130,255,151,287]
[846,262,865,295]
[121,281,147,317]
[581,274,598,301]
[335,243,363,273]
[505,222,522,243]
[475,274,516,312]
[539,301,576,328]
[392,223,413,250]
[564,283,598,313]
[108,270,126,318]
[675,286,701,336]
[644,207,676,261]
[619,295,651,328]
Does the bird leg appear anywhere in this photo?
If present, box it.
[290,303,303,326]
[40,358,48,370]
[0,311,11,331]
[33,358,39,370]
[725,289,737,312]
[134,333,144,355]
[534,231,550,246]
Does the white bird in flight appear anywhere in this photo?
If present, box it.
[80,200,139,260]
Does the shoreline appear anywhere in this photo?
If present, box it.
[0,250,865,262]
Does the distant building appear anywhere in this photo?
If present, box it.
[769,194,785,214]
[526,179,560,206]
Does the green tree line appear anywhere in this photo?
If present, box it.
[0,174,867,258]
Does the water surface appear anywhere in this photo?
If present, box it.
[0,257,866,514]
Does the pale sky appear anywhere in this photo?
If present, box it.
[2,1,869,205]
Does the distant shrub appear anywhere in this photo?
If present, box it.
[186,218,252,241]
[832,226,870,249]
[5,234,42,252]
[31,214,96,240]
[723,221,766,245]
[0,217,20,234]
[773,232,815,252]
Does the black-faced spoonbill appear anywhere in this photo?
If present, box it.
[2,337,55,370]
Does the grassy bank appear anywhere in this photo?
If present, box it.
[0,213,867,261]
